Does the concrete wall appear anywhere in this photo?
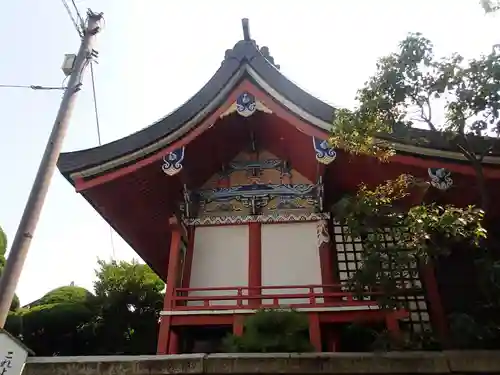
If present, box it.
[23,351,500,375]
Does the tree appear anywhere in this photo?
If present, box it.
[330,33,500,210]
[0,226,19,312]
[29,285,94,307]
[0,226,6,269]
[83,260,165,355]
[4,259,164,356]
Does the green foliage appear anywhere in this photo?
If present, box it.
[9,295,20,312]
[0,226,19,312]
[222,309,313,353]
[4,259,164,356]
[340,323,441,352]
[93,259,164,300]
[330,108,395,161]
[16,302,96,356]
[85,259,165,355]
[448,257,500,349]
[448,312,500,349]
[33,286,94,307]
[0,226,6,258]
[334,175,486,307]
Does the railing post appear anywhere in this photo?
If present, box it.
[237,288,243,307]
[309,287,315,305]
[318,219,337,304]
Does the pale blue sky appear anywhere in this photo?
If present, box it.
[1,0,499,304]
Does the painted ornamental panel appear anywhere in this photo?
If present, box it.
[181,150,324,223]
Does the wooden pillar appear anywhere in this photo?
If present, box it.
[248,222,262,308]
[318,220,335,285]
[325,329,340,352]
[156,315,171,354]
[233,315,244,336]
[168,329,179,354]
[385,312,402,343]
[164,218,182,309]
[157,216,182,354]
[421,261,448,345]
[181,227,196,290]
[308,313,322,352]
[318,219,336,303]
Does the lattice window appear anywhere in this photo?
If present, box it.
[397,294,431,333]
[333,221,431,333]
[334,224,364,283]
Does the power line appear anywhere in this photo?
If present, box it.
[90,62,102,145]
[0,84,66,91]
[61,0,115,260]
[89,58,115,260]
[71,0,85,30]
[61,0,82,37]
[60,0,115,260]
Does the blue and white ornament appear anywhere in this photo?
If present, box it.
[162,147,185,176]
[428,167,453,190]
[312,137,336,165]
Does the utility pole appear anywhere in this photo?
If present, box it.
[0,10,103,327]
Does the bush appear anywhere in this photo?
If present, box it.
[222,309,313,353]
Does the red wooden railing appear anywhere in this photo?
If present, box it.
[170,283,383,311]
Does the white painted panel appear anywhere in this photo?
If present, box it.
[188,225,249,306]
[261,222,322,306]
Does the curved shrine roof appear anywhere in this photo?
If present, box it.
[58,19,500,180]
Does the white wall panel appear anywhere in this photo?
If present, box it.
[261,222,322,305]
[188,225,249,306]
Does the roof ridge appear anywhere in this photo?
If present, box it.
[222,19,280,69]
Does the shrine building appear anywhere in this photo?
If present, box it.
[57,20,500,353]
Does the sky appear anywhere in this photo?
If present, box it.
[0,0,499,305]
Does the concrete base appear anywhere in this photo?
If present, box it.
[23,351,500,375]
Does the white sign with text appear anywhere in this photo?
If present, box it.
[0,332,28,375]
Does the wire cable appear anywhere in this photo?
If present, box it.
[61,0,82,37]
[0,84,66,91]
[90,62,102,145]
[89,59,116,259]
[71,0,85,31]
[64,2,115,260]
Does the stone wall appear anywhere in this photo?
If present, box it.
[23,351,500,375]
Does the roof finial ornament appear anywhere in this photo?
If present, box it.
[242,18,251,41]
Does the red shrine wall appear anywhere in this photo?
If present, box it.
[157,145,445,354]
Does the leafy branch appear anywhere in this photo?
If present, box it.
[334,175,486,308]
